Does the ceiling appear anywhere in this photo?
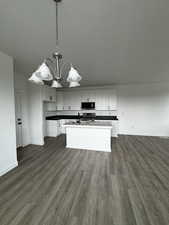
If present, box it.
[0,0,169,86]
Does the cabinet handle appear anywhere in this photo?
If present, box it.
[50,96,53,101]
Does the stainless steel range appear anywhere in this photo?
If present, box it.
[82,113,96,121]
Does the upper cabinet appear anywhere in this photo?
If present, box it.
[108,89,117,110]
[42,86,56,102]
[70,92,81,110]
[95,89,117,110]
[55,87,117,111]
[80,90,96,103]
[63,91,80,110]
[56,92,63,110]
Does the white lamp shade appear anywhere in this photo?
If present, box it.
[51,80,62,88]
[67,66,82,83]
[35,62,53,81]
[69,81,80,88]
[28,73,44,85]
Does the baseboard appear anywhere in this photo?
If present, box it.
[118,133,169,138]
[0,162,18,177]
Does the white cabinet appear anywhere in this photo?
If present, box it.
[63,93,70,110]
[56,92,64,110]
[70,92,81,110]
[88,91,96,102]
[95,90,108,110]
[80,91,88,102]
[49,88,57,102]
[46,119,118,137]
[55,88,117,111]
[96,89,117,110]
[42,86,56,102]
[111,121,119,137]
[62,92,81,110]
[80,90,96,103]
[46,102,57,111]
[108,90,117,110]
[46,121,59,137]
[57,120,62,136]
[60,119,66,133]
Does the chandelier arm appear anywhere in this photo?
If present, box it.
[45,57,54,64]
[44,58,56,79]
[59,62,70,76]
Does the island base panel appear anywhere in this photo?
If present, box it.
[65,127,111,152]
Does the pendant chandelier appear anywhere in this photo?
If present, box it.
[28,0,82,88]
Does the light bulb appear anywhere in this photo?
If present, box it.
[51,80,62,88]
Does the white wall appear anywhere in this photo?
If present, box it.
[28,83,44,145]
[0,51,18,176]
[117,83,169,137]
[14,73,30,146]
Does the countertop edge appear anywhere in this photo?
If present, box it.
[63,124,112,129]
[46,115,119,121]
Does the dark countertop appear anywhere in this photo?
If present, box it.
[46,115,118,121]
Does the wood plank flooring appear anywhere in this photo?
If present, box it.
[0,135,169,225]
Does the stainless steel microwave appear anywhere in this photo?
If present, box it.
[81,102,95,110]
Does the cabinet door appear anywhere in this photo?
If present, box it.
[42,86,56,102]
[63,93,69,110]
[67,92,74,110]
[60,119,66,133]
[46,102,57,111]
[49,88,56,102]
[88,90,96,102]
[42,86,48,101]
[56,92,63,110]
[111,121,119,137]
[71,92,81,110]
[80,91,88,102]
[96,89,117,111]
[57,120,62,135]
[96,90,107,110]
[46,121,58,137]
[108,90,117,110]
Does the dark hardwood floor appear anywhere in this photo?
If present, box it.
[0,135,169,225]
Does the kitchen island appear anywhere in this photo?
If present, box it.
[64,121,112,152]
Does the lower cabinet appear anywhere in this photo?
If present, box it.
[46,119,119,137]
[46,121,60,137]
[60,120,66,134]
[46,119,75,137]
[111,121,119,137]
